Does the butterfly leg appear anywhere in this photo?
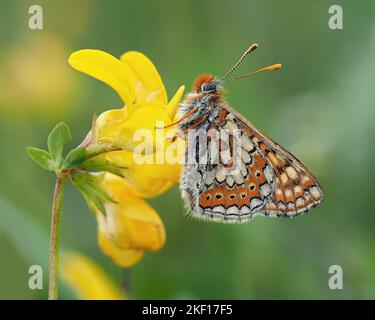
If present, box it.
[166,129,186,142]
[168,115,209,142]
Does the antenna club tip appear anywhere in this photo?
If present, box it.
[248,43,259,52]
[275,63,282,70]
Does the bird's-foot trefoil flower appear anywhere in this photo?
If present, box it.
[26,49,185,299]
[61,251,126,300]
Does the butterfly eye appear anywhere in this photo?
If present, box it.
[201,83,217,92]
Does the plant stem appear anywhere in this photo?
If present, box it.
[48,174,66,300]
[122,269,132,297]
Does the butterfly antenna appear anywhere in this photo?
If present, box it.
[233,63,282,80]
[221,43,259,80]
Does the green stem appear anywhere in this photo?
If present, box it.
[48,174,66,300]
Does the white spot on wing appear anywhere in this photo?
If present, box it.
[250,198,263,210]
[205,170,215,186]
[240,134,254,152]
[216,167,226,183]
[287,203,296,215]
[280,172,288,185]
[226,206,239,215]
[286,166,298,180]
[226,175,235,187]
[264,165,274,183]
[240,206,251,214]
[220,149,232,165]
[260,184,271,197]
[240,161,247,177]
[223,121,238,131]
[212,206,225,214]
[233,173,244,185]
[309,186,321,200]
[304,191,312,202]
[241,149,251,164]
[284,189,293,197]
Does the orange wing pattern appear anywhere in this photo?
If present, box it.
[192,107,323,222]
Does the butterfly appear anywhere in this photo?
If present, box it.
[173,43,323,223]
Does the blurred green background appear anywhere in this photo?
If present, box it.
[1,0,374,299]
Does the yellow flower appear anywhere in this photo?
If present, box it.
[96,174,166,268]
[69,49,184,153]
[69,49,184,267]
[91,147,183,198]
[69,49,185,196]
[61,251,125,300]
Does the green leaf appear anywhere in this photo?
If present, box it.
[47,122,72,169]
[62,147,88,170]
[26,147,54,171]
[70,172,116,216]
[79,157,125,178]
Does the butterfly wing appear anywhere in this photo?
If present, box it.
[224,104,324,217]
[182,106,323,223]
[181,108,275,222]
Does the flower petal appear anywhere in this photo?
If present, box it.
[61,251,126,299]
[120,51,167,104]
[93,108,128,149]
[166,85,185,118]
[98,230,144,268]
[99,174,167,251]
[119,102,173,151]
[94,101,173,152]
[101,150,181,198]
[69,49,136,106]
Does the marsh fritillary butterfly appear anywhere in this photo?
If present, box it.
[172,43,323,222]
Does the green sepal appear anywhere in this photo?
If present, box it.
[26,147,54,171]
[62,147,88,170]
[70,172,116,216]
[79,157,125,178]
[47,122,72,169]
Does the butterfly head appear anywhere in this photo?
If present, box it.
[193,74,221,94]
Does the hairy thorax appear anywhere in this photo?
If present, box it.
[178,75,224,132]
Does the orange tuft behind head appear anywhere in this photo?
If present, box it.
[193,74,215,92]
